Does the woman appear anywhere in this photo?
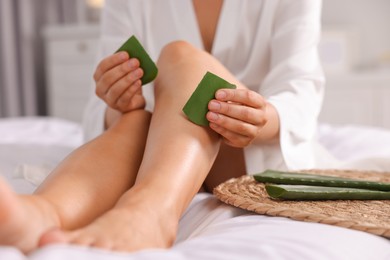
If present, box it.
[0,0,324,253]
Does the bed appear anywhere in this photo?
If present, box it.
[0,117,389,260]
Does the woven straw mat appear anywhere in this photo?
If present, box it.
[213,169,390,238]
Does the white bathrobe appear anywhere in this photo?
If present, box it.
[83,0,327,174]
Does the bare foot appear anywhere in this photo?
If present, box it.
[39,195,178,252]
[0,178,60,253]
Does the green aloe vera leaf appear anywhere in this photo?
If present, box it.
[265,184,390,200]
[183,71,236,126]
[116,35,158,85]
[254,170,390,191]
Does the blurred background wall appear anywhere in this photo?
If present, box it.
[318,0,390,128]
[321,0,390,71]
[0,0,102,118]
[0,0,82,117]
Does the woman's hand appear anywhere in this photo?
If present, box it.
[206,89,268,148]
[94,51,146,113]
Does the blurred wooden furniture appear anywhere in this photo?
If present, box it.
[43,24,99,123]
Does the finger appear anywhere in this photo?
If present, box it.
[94,52,129,82]
[128,92,146,111]
[39,227,78,247]
[96,59,140,98]
[207,112,259,140]
[215,89,266,109]
[115,80,143,111]
[209,123,252,148]
[208,100,266,125]
[104,68,143,107]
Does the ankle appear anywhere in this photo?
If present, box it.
[116,185,182,220]
[113,201,178,248]
[116,188,179,232]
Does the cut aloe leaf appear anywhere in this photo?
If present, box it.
[254,170,390,191]
[183,71,236,126]
[116,35,158,85]
[265,184,390,200]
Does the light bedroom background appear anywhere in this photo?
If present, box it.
[0,0,389,128]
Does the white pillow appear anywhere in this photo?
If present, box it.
[0,116,82,147]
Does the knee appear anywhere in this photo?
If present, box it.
[154,41,203,97]
[153,41,220,102]
[157,41,201,66]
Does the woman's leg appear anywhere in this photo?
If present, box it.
[41,41,246,252]
[204,143,247,192]
[0,110,151,253]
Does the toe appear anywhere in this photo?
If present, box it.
[92,238,114,250]
[38,227,70,247]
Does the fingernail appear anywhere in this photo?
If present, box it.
[128,59,138,68]
[207,112,219,121]
[133,68,143,78]
[120,52,128,60]
[208,100,220,111]
[216,90,227,100]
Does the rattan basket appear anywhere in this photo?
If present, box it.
[213,169,390,238]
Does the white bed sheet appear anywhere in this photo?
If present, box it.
[0,117,389,260]
[0,117,82,194]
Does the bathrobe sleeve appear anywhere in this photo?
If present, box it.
[244,0,325,173]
